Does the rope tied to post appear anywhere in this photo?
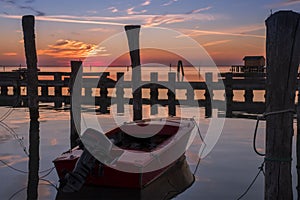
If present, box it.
[253,108,295,159]
[237,109,295,199]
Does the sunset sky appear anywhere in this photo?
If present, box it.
[0,0,299,66]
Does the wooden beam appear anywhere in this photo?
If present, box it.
[70,61,82,149]
[125,25,142,121]
[22,15,40,200]
[265,11,300,200]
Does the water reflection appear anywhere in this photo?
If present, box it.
[55,155,195,200]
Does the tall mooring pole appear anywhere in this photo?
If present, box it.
[265,11,300,200]
[22,15,40,200]
[124,25,142,121]
[70,61,82,149]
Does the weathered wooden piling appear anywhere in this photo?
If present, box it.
[265,11,300,200]
[168,72,176,116]
[116,72,125,113]
[125,25,142,121]
[150,72,158,115]
[297,82,300,198]
[177,60,184,76]
[22,15,40,200]
[244,75,254,104]
[54,73,62,108]
[225,73,233,117]
[99,72,109,114]
[205,73,213,117]
[70,61,82,149]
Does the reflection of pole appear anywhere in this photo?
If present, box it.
[22,15,40,200]
[70,61,82,149]
[125,25,142,121]
[265,11,300,200]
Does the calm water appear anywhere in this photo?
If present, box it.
[0,105,298,200]
[0,66,296,199]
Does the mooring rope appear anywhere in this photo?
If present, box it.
[237,108,295,199]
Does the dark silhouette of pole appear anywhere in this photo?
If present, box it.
[177,60,184,76]
[22,15,40,200]
[125,25,142,121]
[70,61,82,149]
[265,11,300,200]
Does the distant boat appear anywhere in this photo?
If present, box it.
[53,117,196,191]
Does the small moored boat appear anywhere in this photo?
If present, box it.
[53,117,196,191]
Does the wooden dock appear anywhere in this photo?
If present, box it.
[0,70,283,117]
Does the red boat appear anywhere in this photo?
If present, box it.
[53,117,195,191]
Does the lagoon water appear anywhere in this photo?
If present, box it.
[1,105,298,200]
[0,66,296,199]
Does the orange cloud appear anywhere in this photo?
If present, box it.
[37,39,105,59]
[3,52,17,56]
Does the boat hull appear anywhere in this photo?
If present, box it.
[53,149,174,188]
[53,117,195,189]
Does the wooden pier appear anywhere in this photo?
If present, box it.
[0,69,285,117]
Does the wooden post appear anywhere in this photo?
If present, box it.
[150,72,158,115]
[204,73,213,117]
[1,86,8,96]
[41,86,48,98]
[22,15,40,200]
[14,73,21,107]
[297,80,300,198]
[177,60,184,76]
[168,72,176,116]
[125,25,142,121]
[186,86,194,102]
[116,72,124,114]
[99,72,109,114]
[244,74,254,103]
[54,73,62,108]
[70,61,82,149]
[225,73,233,117]
[244,89,254,103]
[265,11,300,200]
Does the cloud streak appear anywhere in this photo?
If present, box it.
[0,11,219,27]
[0,0,45,16]
[162,0,178,6]
[144,13,216,27]
[3,52,17,56]
[268,0,300,8]
[141,0,151,6]
[202,40,231,47]
[126,7,147,15]
[108,6,118,13]
[177,23,265,39]
[186,6,212,14]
